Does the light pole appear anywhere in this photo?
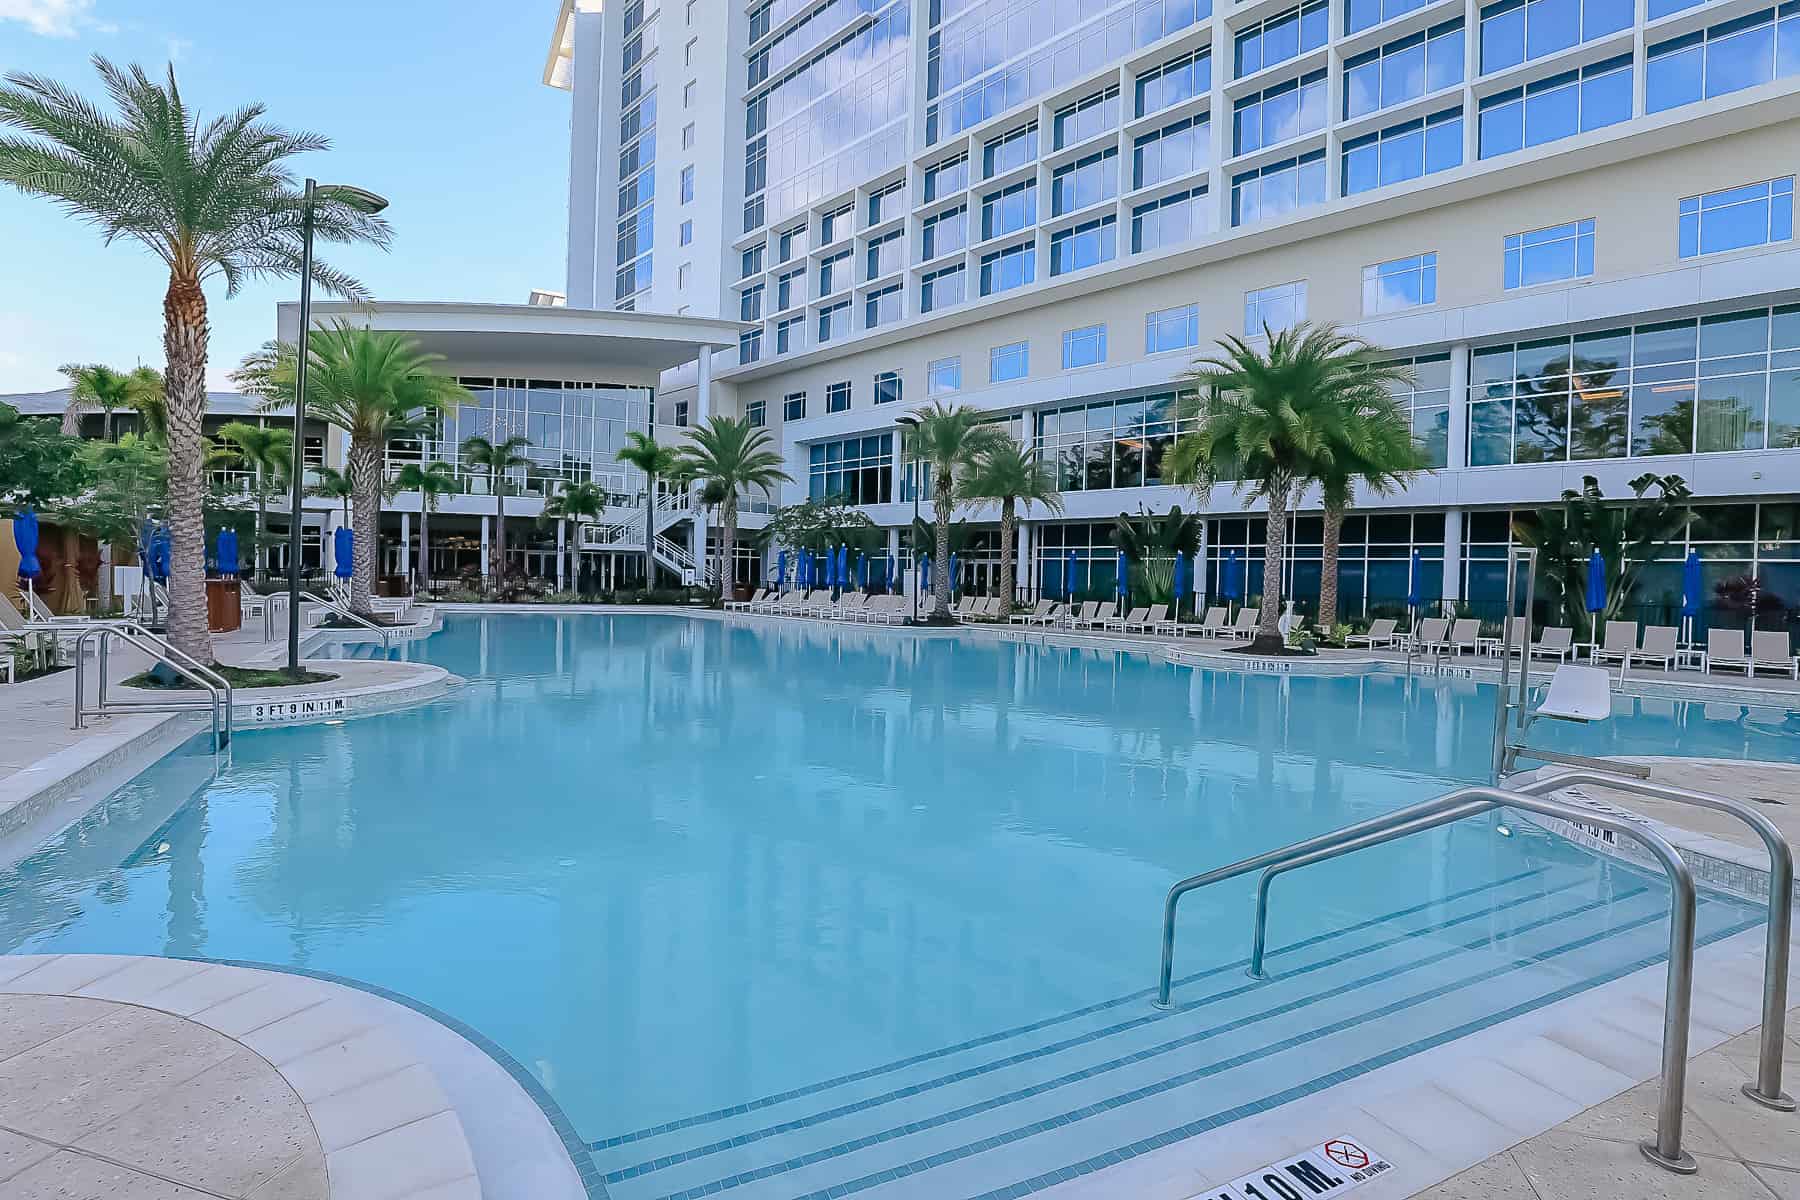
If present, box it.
[285,179,390,676]
[895,412,921,624]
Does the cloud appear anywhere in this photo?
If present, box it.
[0,0,97,37]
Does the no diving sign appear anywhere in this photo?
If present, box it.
[1197,1137,1394,1200]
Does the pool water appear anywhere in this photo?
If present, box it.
[1,614,1785,1197]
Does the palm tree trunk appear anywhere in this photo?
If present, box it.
[999,498,1017,614]
[493,489,507,594]
[643,477,656,591]
[932,475,953,620]
[1255,474,1291,652]
[161,274,215,665]
[347,438,381,617]
[417,505,431,591]
[254,478,268,582]
[722,497,739,595]
[1319,499,1344,633]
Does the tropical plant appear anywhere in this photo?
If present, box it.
[392,460,459,589]
[1165,323,1397,652]
[0,58,389,662]
[539,479,610,593]
[71,433,166,543]
[960,438,1063,611]
[238,325,468,614]
[760,497,881,556]
[0,401,93,511]
[1314,378,1427,631]
[678,415,792,593]
[460,434,532,594]
[1513,473,1694,639]
[58,362,162,441]
[308,465,353,524]
[213,421,292,580]
[616,430,683,589]
[901,403,1008,620]
[1109,507,1202,605]
[1714,575,1785,631]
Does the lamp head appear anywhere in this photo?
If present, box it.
[316,183,391,215]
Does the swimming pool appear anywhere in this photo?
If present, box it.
[2,614,1786,1199]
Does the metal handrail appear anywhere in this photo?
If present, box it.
[1158,783,1700,1173]
[303,591,393,650]
[1510,769,1795,1112]
[70,620,233,750]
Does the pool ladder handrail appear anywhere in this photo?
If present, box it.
[69,619,233,751]
[302,590,393,651]
[1156,783,1702,1174]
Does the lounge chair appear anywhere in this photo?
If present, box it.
[1629,625,1678,672]
[1224,608,1259,641]
[0,594,51,672]
[1034,601,1066,626]
[1152,605,1183,636]
[1134,604,1169,633]
[1104,606,1150,632]
[1750,631,1798,679]
[1059,601,1100,629]
[836,593,869,621]
[1531,627,1574,662]
[1409,617,1450,654]
[1448,618,1482,656]
[1344,618,1399,649]
[864,595,903,624]
[1191,606,1229,638]
[726,588,769,612]
[1011,599,1054,625]
[23,591,86,625]
[1593,620,1637,666]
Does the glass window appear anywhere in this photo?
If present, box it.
[819,204,852,245]
[1133,112,1210,189]
[922,205,968,259]
[1344,21,1465,119]
[1503,218,1595,288]
[981,179,1038,239]
[921,263,966,312]
[1647,5,1800,113]
[928,357,962,394]
[1480,0,1634,73]
[1245,280,1308,334]
[1146,303,1200,353]
[924,154,969,202]
[867,229,904,280]
[1235,0,1329,77]
[775,268,803,311]
[1362,252,1438,313]
[979,241,1036,295]
[867,181,904,226]
[864,283,903,328]
[777,225,804,262]
[1136,48,1212,116]
[1347,0,1433,35]
[1062,324,1108,368]
[983,124,1040,177]
[740,244,765,279]
[826,381,852,413]
[818,249,852,296]
[747,399,767,427]
[808,432,893,503]
[1233,69,1328,155]
[817,300,851,343]
[1051,147,1118,216]
[1050,215,1117,275]
[1679,177,1795,257]
[1133,185,1213,251]
[680,165,695,203]
[1342,107,1463,195]
[874,371,902,405]
[1232,150,1327,226]
[783,391,806,421]
[990,341,1030,382]
[1477,54,1633,159]
[1054,86,1121,149]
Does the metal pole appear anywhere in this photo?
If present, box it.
[1490,546,1519,782]
[285,179,317,677]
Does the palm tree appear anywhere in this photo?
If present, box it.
[308,465,353,525]
[213,421,293,581]
[237,324,467,615]
[678,416,792,594]
[1315,383,1426,632]
[540,479,610,593]
[392,460,458,591]
[1166,322,1397,653]
[616,430,683,590]
[901,403,1008,621]
[959,437,1063,613]
[0,58,388,663]
[461,434,533,591]
[58,363,160,440]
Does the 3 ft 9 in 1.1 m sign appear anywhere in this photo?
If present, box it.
[1197,1138,1395,1200]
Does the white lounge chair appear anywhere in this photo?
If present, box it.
[1104,605,1150,632]
[1629,625,1678,672]
[835,593,868,621]
[1011,599,1053,625]
[1224,608,1259,641]
[726,588,769,612]
[1410,617,1449,653]
[1531,627,1574,662]
[865,595,904,624]
[1593,620,1637,666]
[1448,618,1482,656]
[1344,618,1400,649]
[1060,601,1100,629]
[1133,604,1169,633]
[1191,606,1229,638]
[1152,605,1183,636]
[0,594,52,672]
[1750,631,1798,679]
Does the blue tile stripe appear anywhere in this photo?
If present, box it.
[964,911,1766,1200]
[603,868,1588,1183]
[591,866,1554,1152]
[637,884,1663,1200]
[185,956,611,1200]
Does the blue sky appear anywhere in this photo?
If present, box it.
[0,0,571,393]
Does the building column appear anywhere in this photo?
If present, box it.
[1442,509,1464,610]
[480,515,491,580]
[1447,342,1471,471]
[399,511,411,584]
[1015,520,1033,603]
[556,521,567,590]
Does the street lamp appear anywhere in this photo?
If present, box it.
[285,179,389,676]
[894,412,922,624]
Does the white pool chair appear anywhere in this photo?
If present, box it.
[1152,606,1182,636]
[1133,604,1169,633]
[1409,617,1450,654]
[1011,599,1052,625]
[1032,601,1066,626]
[1628,626,1678,673]
[836,593,869,621]
[1060,601,1100,629]
[1705,629,1749,674]
[1531,627,1574,662]
[726,588,768,612]
[1224,608,1260,641]
[1448,618,1482,656]
[1344,618,1399,649]
[1593,620,1637,666]
[864,595,902,624]
[1750,631,1799,679]
[1191,607,1229,638]
[1104,605,1149,632]
[1536,663,1614,723]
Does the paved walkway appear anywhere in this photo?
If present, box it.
[1415,1006,1800,1199]
[1569,758,1800,859]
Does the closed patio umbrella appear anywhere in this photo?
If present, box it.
[1680,549,1701,644]
[1406,548,1422,628]
[217,528,239,578]
[1585,548,1606,653]
[949,552,959,599]
[857,551,868,590]
[885,555,895,593]
[920,555,930,591]
[333,526,355,580]
[775,549,787,590]
[1115,549,1128,607]
[1065,550,1077,601]
[838,545,849,595]
[1173,551,1189,620]
[149,526,171,583]
[1222,548,1243,619]
[13,509,40,606]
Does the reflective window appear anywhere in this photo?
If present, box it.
[921,205,967,259]
[981,178,1038,238]
[747,399,767,427]
[817,299,852,342]
[864,283,903,328]
[1233,69,1327,155]
[775,267,804,311]
[867,181,904,226]
[983,123,1039,177]
[1503,217,1595,288]
[740,283,765,322]
[1342,107,1462,194]
[990,341,1030,382]
[928,356,962,394]
[1478,55,1632,157]
[1343,21,1464,118]
[1146,302,1201,353]
[1679,177,1795,257]
[1380,353,1454,466]
[874,370,902,405]
[826,381,853,413]
[1049,215,1118,275]
[783,391,806,421]
[818,248,852,296]
[979,241,1036,295]
[866,229,904,279]
[1480,0,1634,73]
[1054,86,1121,149]
[775,315,804,353]
[1235,0,1329,77]
[1051,147,1119,216]
[1363,252,1439,313]
[739,327,762,364]
[1134,112,1210,189]
[1245,280,1307,334]
[808,432,893,503]
[924,154,970,201]
[1035,391,1194,491]
[1346,0,1433,36]
[819,204,853,245]
[1136,47,1212,116]
[1232,149,1327,226]
[1133,185,1213,251]
[1062,323,1108,368]
[1647,5,1800,112]
[921,263,967,311]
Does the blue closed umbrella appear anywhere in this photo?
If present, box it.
[333,526,355,580]
[1680,548,1702,644]
[1115,550,1129,602]
[149,527,171,583]
[1173,552,1189,616]
[920,555,931,590]
[1406,548,1422,611]
[1222,549,1243,605]
[12,509,41,584]
[217,529,239,578]
[1584,548,1606,649]
[775,549,787,589]
[1065,550,1078,600]
[885,555,895,593]
[803,550,814,590]
[857,552,868,589]
[949,552,959,598]
[838,545,849,591]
